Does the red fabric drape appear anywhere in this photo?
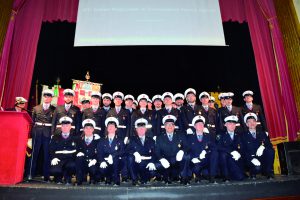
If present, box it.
[0,0,27,106]
[0,0,298,140]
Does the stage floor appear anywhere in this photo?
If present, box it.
[1,175,300,200]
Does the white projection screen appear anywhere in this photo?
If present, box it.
[74,0,226,46]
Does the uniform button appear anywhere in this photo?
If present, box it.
[64,147,66,149]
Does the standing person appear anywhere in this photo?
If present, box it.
[75,119,100,185]
[6,97,28,112]
[130,94,154,137]
[242,113,274,180]
[82,91,105,138]
[208,96,216,110]
[187,115,218,183]
[218,93,226,108]
[49,116,77,185]
[147,99,153,110]
[127,118,156,186]
[181,88,202,135]
[151,95,163,137]
[218,92,244,134]
[124,94,135,116]
[174,93,185,110]
[198,92,218,140]
[51,89,81,136]
[217,115,245,182]
[241,90,268,133]
[27,89,55,182]
[80,97,91,111]
[97,117,125,186]
[156,92,183,136]
[155,115,190,185]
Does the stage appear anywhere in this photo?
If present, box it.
[0,175,300,200]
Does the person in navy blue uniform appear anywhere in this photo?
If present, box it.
[174,93,185,111]
[28,89,55,182]
[127,118,156,185]
[101,93,112,114]
[218,92,244,134]
[181,88,202,135]
[155,115,190,185]
[187,115,218,183]
[156,92,183,136]
[242,113,274,179]
[49,116,77,185]
[75,119,101,185]
[82,91,105,138]
[151,95,163,137]
[51,89,81,136]
[80,97,91,112]
[198,92,218,141]
[217,115,245,182]
[106,92,131,181]
[241,90,268,133]
[97,117,125,186]
[208,96,217,110]
[130,94,154,137]
[124,94,135,117]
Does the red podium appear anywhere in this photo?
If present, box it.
[0,111,32,185]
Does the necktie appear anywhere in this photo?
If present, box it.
[43,104,49,110]
[85,138,91,145]
[140,137,144,145]
[204,106,208,112]
[65,105,70,112]
[229,133,234,140]
[168,134,173,141]
[251,132,256,139]
[197,134,203,142]
[227,106,232,112]
[62,133,69,139]
[116,108,120,114]
[109,138,113,146]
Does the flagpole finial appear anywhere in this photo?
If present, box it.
[85,71,90,81]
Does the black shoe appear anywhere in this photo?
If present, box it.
[267,174,274,180]
[105,180,111,185]
[250,175,256,180]
[223,178,230,183]
[122,177,129,183]
[132,180,139,186]
[113,182,120,186]
[209,177,217,184]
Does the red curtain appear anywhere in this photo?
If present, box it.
[0,0,298,140]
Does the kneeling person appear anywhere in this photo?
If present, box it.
[49,116,77,185]
[75,119,100,185]
[127,118,156,185]
[242,113,274,179]
[155,115,190,185]
[187,115,218,183]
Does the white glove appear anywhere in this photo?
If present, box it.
[94,134,101,140]
[199,150,207,160]
[191,158,201,164]
[159,158,170,169]
[100,161,108,169]
[176,150,184,161]
[88,159,97,167]
[251,158,261,166]
[146,163,156,171]
[186,128,193,134]
[51,158,60,166]
[133,152,142,163]
[153,136,157,141]
[104,154,113,165]
[76,152,84,157]
[230,151,241,161]
[256,145,265,157]
[124,137,129,144]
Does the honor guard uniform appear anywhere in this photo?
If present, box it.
[198,92,218,140]
[151,95,162,137]
[242,113,274,179]
[218,92,244,134]
[6,97,28,112]
[49,116,77,184]
[241,90,268,133]
[82,91,105,138]
[28,89,55,181]
[80,97,91,111]
[130,94,154,137]
[97,117,125,186]
[156,92,183,136]
[51,89,81,137]
[174,93,185,110]
[187,116,218,183]
[75,119,101,185]
[217,115,245,182]
[101,93,113,114]
[126,118,156,185]
[106,92,130,142]
[124,94,135,117]
[181,88,202,135]
[155,115,190,185]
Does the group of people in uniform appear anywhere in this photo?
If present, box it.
[6,87,275,186]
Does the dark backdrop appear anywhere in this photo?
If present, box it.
[31,21,261,106]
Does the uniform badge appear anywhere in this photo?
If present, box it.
[238,144,241,149]
[205,145,208,149]
[149,149,151,153]
[115,145,118,150]
[199,111,202,115]
[72,142,75,146]
[178,143,181,148]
